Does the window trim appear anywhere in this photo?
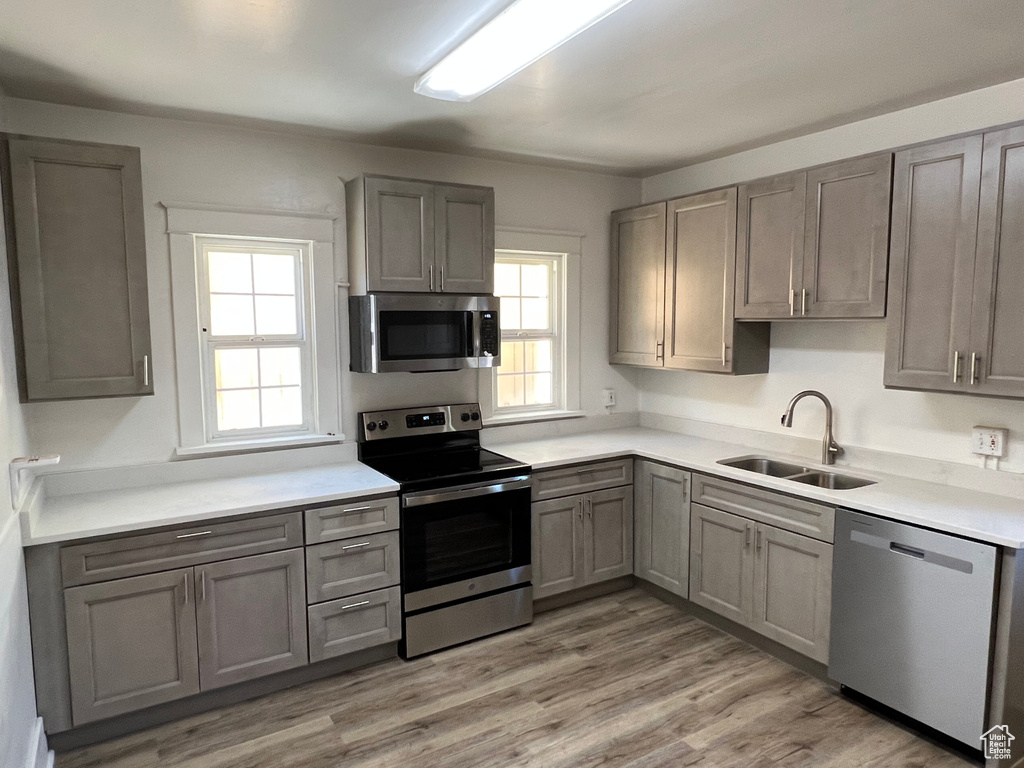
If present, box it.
[164,203,343,456]
[480,228,582,425]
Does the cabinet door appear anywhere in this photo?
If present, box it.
[532,496,584,598]
[664,188,737,373]
[751,524,833,663]
[609,203,667,366]
[195,549,307,690]
[736,173,806,319]
[689,503,754,626]
[884,136,982,393]
[364,176,435,292]
[583,486,633,585]
[803,154,892,318]
[5,137,153,400]
[634,461,690,597]
[435,185,494,294]
[64,569,198,725]
[970,125,1024,398]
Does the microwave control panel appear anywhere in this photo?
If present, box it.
[480,312,499,357]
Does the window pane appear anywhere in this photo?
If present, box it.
[498,341,524,374]
[210,294,255,336]
[208,252,252,293]
[499,297,521,330]
[494,263,520,297]
[525,373,553,406]
[253,253,296,295]
[217,388,260,431]
[520,298,549,330]
[520,263,549,297]
[255,295,298,335]
[259,347,302,387]
[524,339,552,373]
[497,375,524,408]
[215,348,258,390]
[261,387,303,427]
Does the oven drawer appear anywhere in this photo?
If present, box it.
[305,496,399,544]
[60,512,304,587]
[531,458,633,501]
[306,531,400,604]
[307,586,402,662]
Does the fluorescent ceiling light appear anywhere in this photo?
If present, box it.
[415,0,635,102]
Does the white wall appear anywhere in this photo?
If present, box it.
[640,78,1024,474]
[1,97,641,470]
[0,95,48,768]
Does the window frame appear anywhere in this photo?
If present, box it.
[196,237,316,443]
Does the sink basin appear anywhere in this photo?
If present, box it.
[718,456,810,477]
[787,471,876,490]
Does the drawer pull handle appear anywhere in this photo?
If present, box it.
[341,542,371,550]
[342,506,373,513]
[341,600,370,610]
[575,468,594,474]
[177,530,213,539]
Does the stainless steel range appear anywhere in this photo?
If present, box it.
[357,402,533,658]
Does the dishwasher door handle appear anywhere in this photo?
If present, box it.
[890,542,926,559]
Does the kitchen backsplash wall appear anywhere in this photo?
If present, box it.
[640,77,1024,474]
[1,96,641,471]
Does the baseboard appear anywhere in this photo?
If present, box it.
[28,717,52,768]
[533,576,635,614]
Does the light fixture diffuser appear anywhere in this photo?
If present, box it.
[415,0,635,102]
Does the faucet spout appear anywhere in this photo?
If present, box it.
[781,390,843,466]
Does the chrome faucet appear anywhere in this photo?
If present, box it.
[781,390,843,466]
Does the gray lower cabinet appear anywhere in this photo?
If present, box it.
[308,586,402,662]
[2,135,153,401]
[306,531,400,604]
[195,549,308,690]
[64,568,199,725]
[532,485,633,599]
[633,461,690,597]
[689,501,834,663]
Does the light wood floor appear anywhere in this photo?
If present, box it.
[57,589,975,768]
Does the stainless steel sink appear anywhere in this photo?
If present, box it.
[717,456,810,477]
[787,471,876,490]
[718,455,876,490]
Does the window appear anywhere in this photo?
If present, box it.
[494,254,559,411]
[197,238,314,440]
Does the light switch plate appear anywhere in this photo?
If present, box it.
[972,426,1008,457]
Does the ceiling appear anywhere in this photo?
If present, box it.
[1,0,1023,176]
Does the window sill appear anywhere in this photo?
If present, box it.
[175,434,345,458]
[483,410,586,427]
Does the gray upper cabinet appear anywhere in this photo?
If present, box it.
[609,202,666,366]
[64,568,199,726]
[195,549,308,690]
[347,175,494,295]
[969,125,1024,398]
[882,132,1024,397]
[435,184,495,294]
[634,461,690,597]
[3,135,153,401]
[736,154,892,320]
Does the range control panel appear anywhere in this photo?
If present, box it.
[360,403,482,441]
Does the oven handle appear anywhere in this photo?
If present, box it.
[403,475,532,508]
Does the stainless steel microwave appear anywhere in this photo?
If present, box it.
[349,294,501,373]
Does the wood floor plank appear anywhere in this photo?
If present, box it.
[55,589,975,768]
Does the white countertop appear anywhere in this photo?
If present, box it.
[22,462,398,546]
[494,428,1024,549]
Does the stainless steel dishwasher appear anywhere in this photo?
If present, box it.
[829,509,998,747]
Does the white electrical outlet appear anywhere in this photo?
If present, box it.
[972,426,1008,457]
[602,388,616,407]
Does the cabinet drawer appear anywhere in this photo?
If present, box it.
[308,586,401,662]
[305,496,399,544]
[61,512,304,587]
[531,459,633,501]
[692,474,834,543]
[306,531,400,604]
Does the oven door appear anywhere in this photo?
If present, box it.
[401,477,531,611]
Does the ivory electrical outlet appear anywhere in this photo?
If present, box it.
[602,389,616,407]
